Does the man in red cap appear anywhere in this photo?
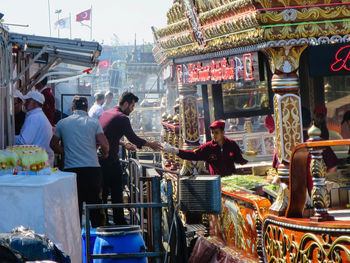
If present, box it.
[162,120,247,176]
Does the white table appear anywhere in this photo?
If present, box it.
[0,172,82,263]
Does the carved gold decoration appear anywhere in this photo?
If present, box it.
[162,125,169,165]
[199,4,256,24]
[259,6,350,24]
[180,96,199,143]
[244,118,255,152]
[166,1,186,25]
[264,21,350,41]
[275,94,303,162]
[255,0,334,8]
[219,199,247,250]
[179,159,195,177]
[265,46,307,74]
[263,224,350,262]
[165,28,264,59]
[308,125,334,222]
[195,160,209,174]
[274,96,282,161]
[280,95,302,161]
[157,21,190,38]
[269,168,290,215]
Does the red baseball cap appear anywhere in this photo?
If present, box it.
[209,120,225,129]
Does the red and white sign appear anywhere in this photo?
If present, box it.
[98,60,110,69]
[76,9,91,22]
[178,52,259,85]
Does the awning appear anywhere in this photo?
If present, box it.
[9,33,102,68]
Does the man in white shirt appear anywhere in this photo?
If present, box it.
[102,90,114,111]
[15,90,54,166]
[88,92,105,119]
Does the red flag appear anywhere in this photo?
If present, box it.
[98,60,110,69]
[76,9,91,22]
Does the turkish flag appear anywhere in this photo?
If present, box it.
[76,9,91,22]
[98,60,110,69]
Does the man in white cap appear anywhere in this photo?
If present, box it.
[102,90,114,111]
[88,92,105,119]
[15,90,54,166]
[13,89,25,135]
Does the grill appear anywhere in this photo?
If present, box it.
[179,175,221,214]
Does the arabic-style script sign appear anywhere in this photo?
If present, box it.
[330,45,350,72]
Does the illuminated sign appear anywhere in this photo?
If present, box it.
[309,43,350,77]
[330,45,350,72]
[177,52,259,85]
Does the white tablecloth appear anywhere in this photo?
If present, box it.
[0,172,81,263]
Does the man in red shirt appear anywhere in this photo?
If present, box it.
[163,120,247,176]
[99,92,162,224]
[35,77,55,126]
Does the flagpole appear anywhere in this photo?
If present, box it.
[69,13,72,39]
[55,9,62,38]
[47,0,52,36]
[90,5,92,40]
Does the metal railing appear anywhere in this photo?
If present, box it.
[84,156,180,263]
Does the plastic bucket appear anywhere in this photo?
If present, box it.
[93,225,147,263]
[82,227,97,263]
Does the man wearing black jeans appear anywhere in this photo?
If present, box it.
[99,92,162,225]
[50,96,109,227]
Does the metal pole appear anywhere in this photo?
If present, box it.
[151,176,162,263]
[69,13,72,39]
[57,12,60,38]
[84,202,91,263]
[55,9,62,38]
[47,0,52,36]
[90,5,92,40]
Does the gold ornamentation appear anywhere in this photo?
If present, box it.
[195,160,209,174]
[264,21,350,41]
[165,28,264,59]
[255,0,333,8]
[166,1,186,25]
[180,96,199,143]
[179,159,194,177]
[259,6,350,24]
[274,96,282,161]
[279,95,302,162]
[308,124,334,221]
[263,224,350,262]
[265,46,307,74]
[198,0,255,24]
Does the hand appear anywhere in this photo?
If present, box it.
[146,141,163,152]
[125,142,137,151]
[161,142,179,154]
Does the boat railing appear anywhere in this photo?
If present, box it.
[83,156,180,262]
[287,139,350,220]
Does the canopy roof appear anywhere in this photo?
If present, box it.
[153,0,350,64]
[9,33,102,68]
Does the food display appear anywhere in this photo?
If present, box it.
[221,174,279,200]
[222,174,269,191]
[0,145,49,172]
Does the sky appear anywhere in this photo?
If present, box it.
[2,0,172,45]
